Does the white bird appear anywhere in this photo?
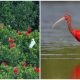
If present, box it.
[29,38,36,48]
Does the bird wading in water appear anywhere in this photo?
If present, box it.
[53,15,80,42]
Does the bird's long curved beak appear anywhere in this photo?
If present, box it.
[52,17,65,28]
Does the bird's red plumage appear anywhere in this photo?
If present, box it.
[71,30,80,41]
[64,15,80,42]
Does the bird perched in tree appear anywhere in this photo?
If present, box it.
[29,38,36,48]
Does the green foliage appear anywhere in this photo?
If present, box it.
[0,64,39,79]
[0,26,39,78]
[0,1,39,30]
[0,2,39,78]
[0,26,39,67]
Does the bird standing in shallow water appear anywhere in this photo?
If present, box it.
[53,15,80,42]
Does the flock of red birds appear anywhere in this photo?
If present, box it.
[1,26,40,74]
[1,62,40,74]
[18,26,32,36]
[8,26,32,49]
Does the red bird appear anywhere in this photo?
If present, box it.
[18,31,22,35]
[8,38,14,43]
[14,67,18,74]
[25,31,30,36]
[34,67,40,73]
[1,62,8,66]
[27,26,32,33]
[22,63,26,67]
[9,43,16,49]
[53,15,80,42]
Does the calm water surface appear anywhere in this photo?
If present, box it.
[41,1,80,51]
[41,2,80,79]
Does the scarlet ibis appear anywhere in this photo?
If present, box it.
[18,31,22,35]
[53,15,80,42]
[9,43,16,49]
[27,26,32,33]
[8,38,14,43]
[34,66,40,73]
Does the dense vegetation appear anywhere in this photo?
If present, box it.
[0,1,39,79]
[0,1,39,30]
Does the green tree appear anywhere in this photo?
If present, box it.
[0,1,39,30]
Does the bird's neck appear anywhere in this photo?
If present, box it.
[66,19,73,32]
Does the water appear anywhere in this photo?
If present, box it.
[41,59,80,79]
[41,1,80,51]
[41,1,80,79]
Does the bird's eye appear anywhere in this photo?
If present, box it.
[64,15,71,20]
[64,16,68,20]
